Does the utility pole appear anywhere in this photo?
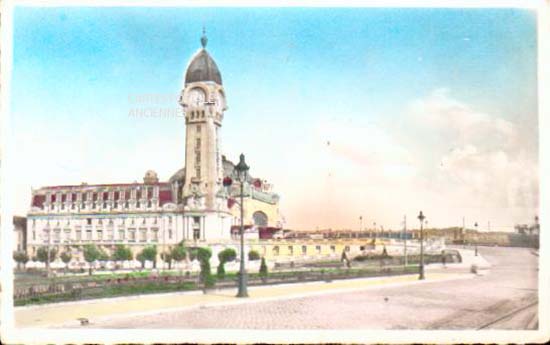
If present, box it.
[488,221,491,232]
[462,216,466,246]
[403,215,408,267]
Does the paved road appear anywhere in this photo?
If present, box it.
[91,246,538,329]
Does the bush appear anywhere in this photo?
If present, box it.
[197,247,212,262]
[83,244,102,275]
[112,244,133,262]
[36,247,58,267]
[161,252,173,269]
[60,251,72,264]
[13,251,29,268]
[197,247,214,289]
[259,257,268,279]
[217,262,226,279]
[248,250,260,261]
[138,245,158,269]
[218,248,237,263]
[204,274,216,288]
[171,244,187,265]
[217,248,236,280]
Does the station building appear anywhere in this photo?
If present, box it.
[25,32,282,261]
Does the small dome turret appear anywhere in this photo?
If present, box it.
[143,170,159,184]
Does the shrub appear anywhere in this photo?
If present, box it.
[259,257,268,279]
[204,274,216,288]
[218,248,237,263]
[136,253,146,269]
[60,252,72,272]
[161,252,173,269]
[197,247,212,262]
[248,250,260,261]
[139,245,158,269]
[216,262,226,279]
[83,244,102,275]
[217,248,236,279]
[197,247,214,289]
[170,244,187,266]
[13,251,29,269]
[36,247,58,268]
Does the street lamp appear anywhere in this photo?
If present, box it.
[417,211,425,280]
[234,153,249,298]
[474,222,478,256]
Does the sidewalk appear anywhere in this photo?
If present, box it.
[16,271,474,328]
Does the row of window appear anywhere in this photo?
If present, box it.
[267,245,352,256]
[37,227,171,243]
[189,110,205,119]
[44,187,160,204]
[33,216,173,228]
[40,200,160,212]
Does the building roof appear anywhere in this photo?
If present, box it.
[185,49,222,85]
[31,182,174,208]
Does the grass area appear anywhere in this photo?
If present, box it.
[14,270,182,287]
[15,264,420,306]
[15,281,197,307]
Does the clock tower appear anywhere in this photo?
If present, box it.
[179,29,227,214]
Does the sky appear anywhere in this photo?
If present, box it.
[10,7,538,231]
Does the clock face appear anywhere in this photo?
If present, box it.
[187,88,205,107]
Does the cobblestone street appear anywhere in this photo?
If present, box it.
[76,246,538,329]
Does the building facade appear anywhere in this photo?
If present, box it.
[26,32,281,260]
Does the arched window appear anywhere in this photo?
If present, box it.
[253,211,268,227]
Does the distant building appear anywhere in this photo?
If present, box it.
[515,223,539,236]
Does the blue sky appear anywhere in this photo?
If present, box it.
[11,7,538,230]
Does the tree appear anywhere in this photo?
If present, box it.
[60,251,72,273]
[141,245,158,269]
[161,251,173,269]
[112,244,133,269]
[170,244,187,268]
[248,250,260,261]
[13,251,29,270]
[217,248,237,279]
[218,248,237,263]
[136,252,146,269]
[197,247,215,288]
[259,257,268,281]
[83,244,101,275]
[36,246,57,270]
[216,261,225,278]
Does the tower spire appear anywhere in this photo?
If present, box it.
[201,26,208,48]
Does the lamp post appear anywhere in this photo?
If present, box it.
[534,215,539,248]
[474,222,478,256]
[234,153,249,298]
[417,211,425,280]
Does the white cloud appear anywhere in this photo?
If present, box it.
[412,89,539,215]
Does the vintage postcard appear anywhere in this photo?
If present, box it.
[0,0,549,344]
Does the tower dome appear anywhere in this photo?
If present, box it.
[184,29,222,85]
